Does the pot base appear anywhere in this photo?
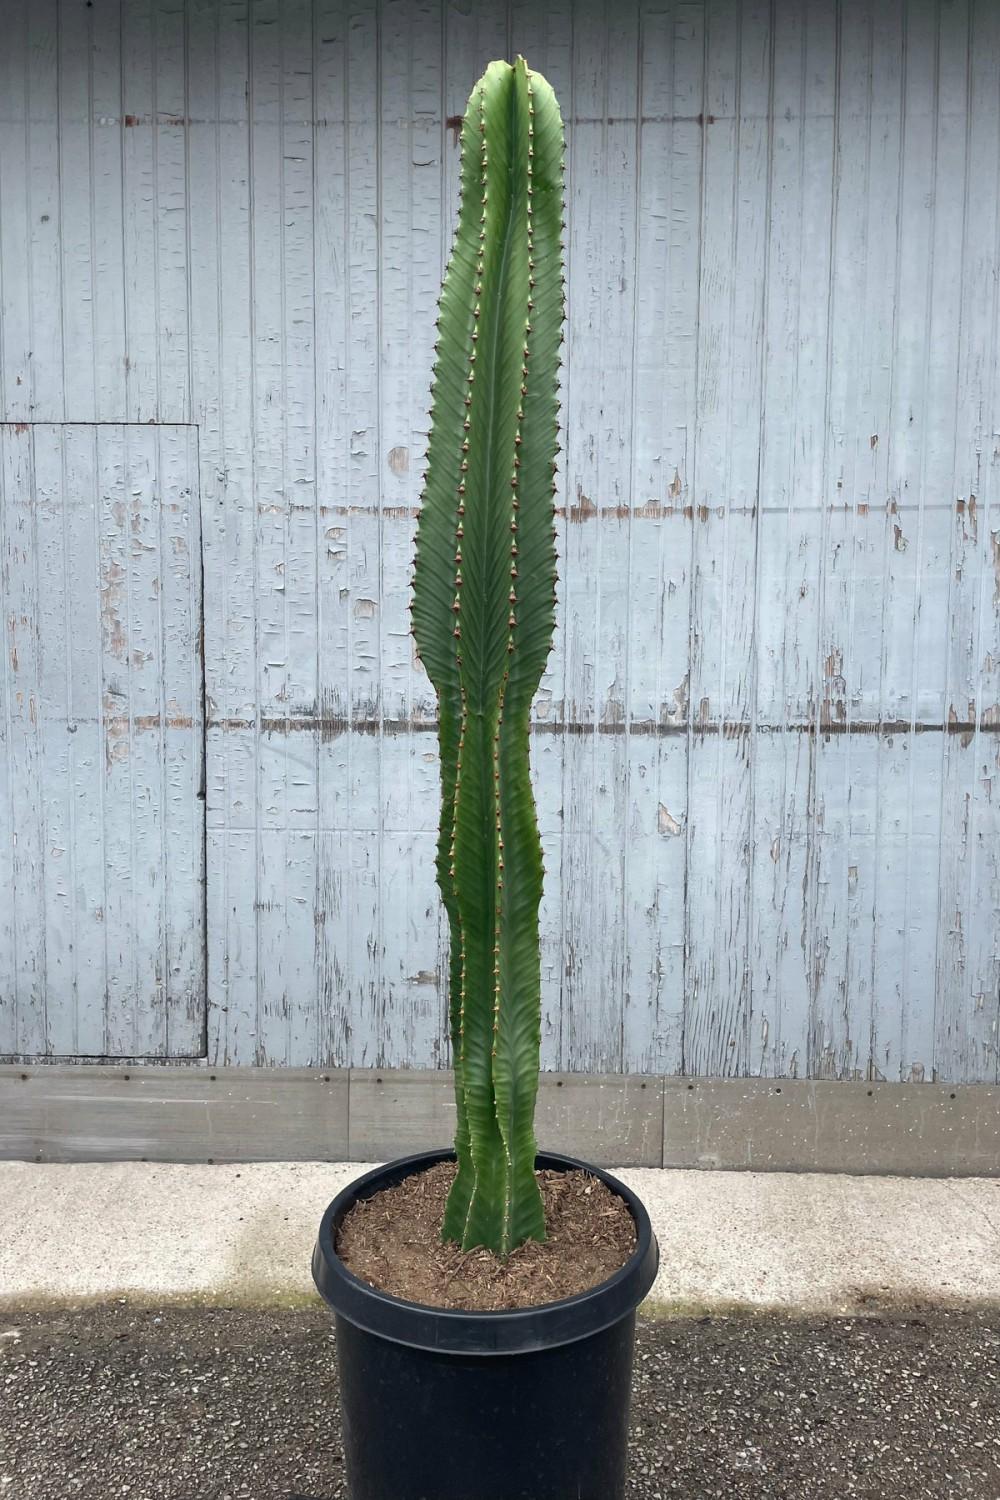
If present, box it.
[337,1308,636,1500]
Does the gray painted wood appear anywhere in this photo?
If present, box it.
[663,1076,1000,1177]
[0,0,998,1083]
[0,423,205,1057]
[3,1064,997,1175]
[2,1064,349,1162]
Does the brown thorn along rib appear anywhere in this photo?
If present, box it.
[450,83,488,1199]
[489,66,539,1248]
[454,78,494,1251]
[490,86,521,1094]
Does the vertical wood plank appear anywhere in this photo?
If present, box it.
[807,0,875,1081]
[934,0,1000,1083]
[684,0,770,1077]
[193,0,257,1065]
[342,0,382,1065]
[313,0,352,1066]
[26,0,63,420]
[157,423,206,1056]
[1,425,49,1054]
[557,0,640,1072]
[0,0,32,421]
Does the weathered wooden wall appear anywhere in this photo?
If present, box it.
[1,0,998,1082]
[1,423,205,1057]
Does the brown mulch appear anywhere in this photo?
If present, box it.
[335,1160,636,1311]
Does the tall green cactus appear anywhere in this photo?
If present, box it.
[411,58,564,1255]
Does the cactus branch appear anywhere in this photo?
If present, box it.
[411,57,564,1254]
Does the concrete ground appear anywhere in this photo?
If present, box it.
[2,1163,1000,1498]
[1,1160,999,1314]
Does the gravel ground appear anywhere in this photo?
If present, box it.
[1,1303,998,1498]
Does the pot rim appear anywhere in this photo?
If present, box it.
[311,1148,660,1356]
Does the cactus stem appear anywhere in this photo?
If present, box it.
[417,57,562,1254]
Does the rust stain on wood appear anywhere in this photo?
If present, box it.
[569,488,598,523]
[210,712,1000,740]
[956,494,979,541]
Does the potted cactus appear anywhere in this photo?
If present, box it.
[312,57,658,1500]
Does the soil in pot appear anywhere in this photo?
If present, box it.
[335,1160,636,1311]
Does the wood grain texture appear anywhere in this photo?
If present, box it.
[3,1064,996,1175]
[0,423,205,1057]
[347,1068,665,1166]
[1,1064,349,1162]
[1,0,998,1083]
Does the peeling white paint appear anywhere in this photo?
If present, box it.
[0,0,998,1084]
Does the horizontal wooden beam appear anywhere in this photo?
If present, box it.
[2,1067,998,1175]
[0,1066,350,1164]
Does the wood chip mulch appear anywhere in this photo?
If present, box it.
[335,1160,637,1311]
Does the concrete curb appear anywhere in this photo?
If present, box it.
[2,1161,1000,1316]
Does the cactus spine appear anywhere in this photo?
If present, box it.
[411,58,564,1254]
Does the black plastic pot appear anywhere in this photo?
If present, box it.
[312,1149,659,1500]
